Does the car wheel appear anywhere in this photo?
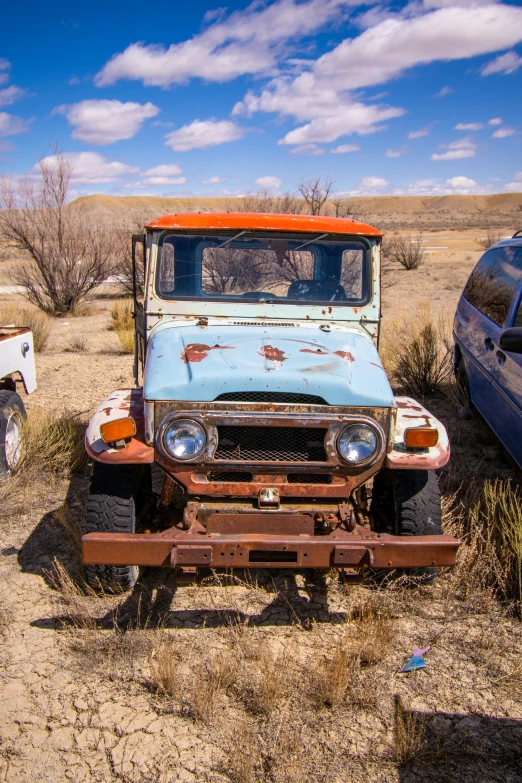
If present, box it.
[84,462,151,592]
[0,390,26,479]
[370,468,443,584]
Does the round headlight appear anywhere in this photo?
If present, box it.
[163,419,206,461]
[337,423,380,465]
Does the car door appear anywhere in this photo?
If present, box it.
[493,288,522,467]
[455,244,522,457]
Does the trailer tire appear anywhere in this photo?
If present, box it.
[84,462,150,592]
[371,468,443,584]
[0,390,26,479]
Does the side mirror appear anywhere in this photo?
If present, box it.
[499,327,522,354]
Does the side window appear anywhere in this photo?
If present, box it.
[463,246,522,327]
[340,248,364,299]
[514,296,522,328]
[159,241,175,294]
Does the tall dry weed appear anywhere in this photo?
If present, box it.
[309,630,356,708]
[0,302,51,352]
[110,300,134,353]
[394,696,427,763]
[21,410,87,477]
[187,648,239,723]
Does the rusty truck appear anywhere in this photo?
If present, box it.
[82,212,459,590]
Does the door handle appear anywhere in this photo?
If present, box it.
[484,337,494,351]
[496,350,506,365]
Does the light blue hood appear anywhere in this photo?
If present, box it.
[144,324,394,408]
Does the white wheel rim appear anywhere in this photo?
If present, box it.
[5,413,22,471]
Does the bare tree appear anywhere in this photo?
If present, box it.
[384,234,425,270]
[298,176,334,215]
[0,153,115,315]
[234,190,300,214]
[328,196,371,223]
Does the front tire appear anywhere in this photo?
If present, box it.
[371,469,443,583]
[0,390,26,479]
[84,462,151,592]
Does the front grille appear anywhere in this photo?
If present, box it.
[208,471,252,483]
[215,391,327,405]
[215,426,328,462]
[287,473,332,484]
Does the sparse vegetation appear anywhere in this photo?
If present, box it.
[21,410,87,477]
[110,300,134,353]
[64,337,87,353]
[385,234,425,270]
[0,303,51,352]
[478,226,503,250]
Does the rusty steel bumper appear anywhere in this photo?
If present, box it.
[82,526,459,570]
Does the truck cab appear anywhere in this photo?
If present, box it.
[82,213,458,590]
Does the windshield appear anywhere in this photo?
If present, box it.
[156,232,370,305]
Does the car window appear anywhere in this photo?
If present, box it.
[463,245,522,327]
[514,296,522,328]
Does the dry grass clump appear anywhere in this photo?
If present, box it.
[0,302,51,352]
[64,336,87,353]
[225,717,261,783]
[21,410,87,477]
[380,304,452,396]
[352,600,396,667]
[110,300,134,353]
[239,647,298,715]
[394,696,427,764]
[187,648,240,723]
[479,480,522,610]
[149,638,182,698]
[310,630,357,708]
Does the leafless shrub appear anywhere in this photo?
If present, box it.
[328,196,370,223]
[0,152,115,315]
[0,303,52,351]
[235,190,300,214]
[386,234,425,270]
[298,176,334,215]
[64,336,87,353]
[478,226,503,250]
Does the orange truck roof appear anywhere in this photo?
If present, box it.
[146,211,382,237]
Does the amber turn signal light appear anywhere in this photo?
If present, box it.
[404,427,438,448]
[101,417,137,443]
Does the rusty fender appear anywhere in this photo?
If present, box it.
[82,523,460,570]
[85,388,154,464]
[385,396,450,470]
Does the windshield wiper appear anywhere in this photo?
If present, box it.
[216,230,248,248]
[293,233,329,251]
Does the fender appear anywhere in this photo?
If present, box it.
[385,396,450,470]
[85,388,154,464]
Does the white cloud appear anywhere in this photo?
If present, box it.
[386,148,406,158]
[359,176,388,188]
[454,122,483,131]
[0,58,9,86]
[255,176,282,189]
[202,175,224,184]
[144,164,183,177]
[95,0,354,87]
[446,175,477,192]
[330,144,360,153]
[36,152,140,183]
[408,127,430,139]
[481,50,522,76]
[0,85,29,107]
[54,99,159,144]
[290,143,325,155]
[0,112,30,136]
[431,137,476,161]
[504,173,522,191]
[126,176,187,188]
[434,85,452,97]
[165,119,244,151]
[488,117,503,125]
[492,127,515,138]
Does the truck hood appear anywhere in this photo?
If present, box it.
[144,323,394,408]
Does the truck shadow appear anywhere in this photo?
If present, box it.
[395,699,522,782]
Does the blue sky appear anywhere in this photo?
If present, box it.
[1,0,521,198]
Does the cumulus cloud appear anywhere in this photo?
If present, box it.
[95,0,354,87]
[165,119,244,151]
[35,152,140,183]
[330,144,360,153]
[492,127,515,138]
[431,137,476,161]
[202,175,224,184]
[255,176,282,189]
[386,148,406,158]
[0,112,30,136]
[488,117,503,125]
[454,122,483,131]
[359,176,388,188]
[54,99,159,144]
[446,175,477,192]
[481,50,522,76]
[0,85,29,107]
[408,127,430,139]
[504,172,522,191]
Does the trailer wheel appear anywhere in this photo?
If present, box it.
[370,468,443,584]
[0,390,26,479]
[84,462,151,592]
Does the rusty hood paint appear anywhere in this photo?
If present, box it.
[144,324,394,407]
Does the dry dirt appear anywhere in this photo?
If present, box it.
[1,227,522,783]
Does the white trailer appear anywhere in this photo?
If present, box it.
[0,326,37,477]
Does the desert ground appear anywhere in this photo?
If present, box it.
[0,201,522,783]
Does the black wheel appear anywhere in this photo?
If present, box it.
[84,462,151,592]
[0,390,26,479]
[370,469,443,584]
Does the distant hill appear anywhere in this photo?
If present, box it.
[70,192,522,231]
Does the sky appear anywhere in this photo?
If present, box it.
[1,0,522,199]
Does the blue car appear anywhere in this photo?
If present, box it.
[454,232,522,468]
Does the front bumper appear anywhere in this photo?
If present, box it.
[82,524,459,570]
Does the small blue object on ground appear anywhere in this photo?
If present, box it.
[401,646,431,672]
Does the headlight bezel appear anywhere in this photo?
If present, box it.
[336,421,384,467]
[158,416,207,462]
